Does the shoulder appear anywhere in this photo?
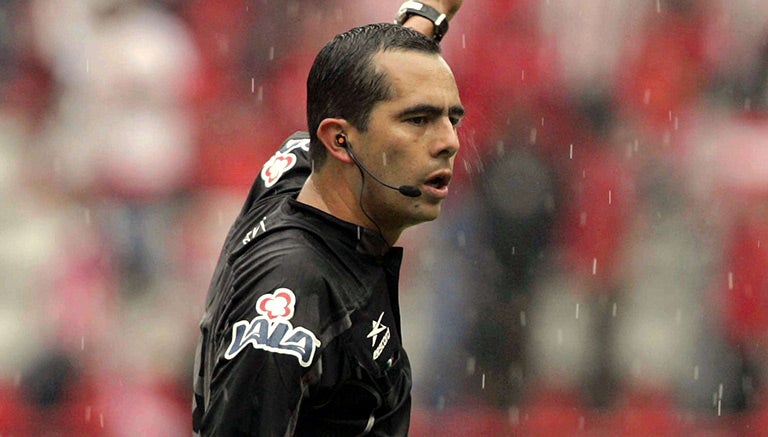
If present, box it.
[226,226,345,324]
[241,131,311,207]
[231,225,335,290]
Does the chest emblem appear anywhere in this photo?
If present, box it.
[367,312,391,360]
[225,288,320,367]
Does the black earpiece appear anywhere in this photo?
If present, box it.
[335,133,347,147]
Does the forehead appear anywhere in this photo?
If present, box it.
[373,50,461,109]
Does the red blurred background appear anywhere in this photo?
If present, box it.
[2,0,768,434]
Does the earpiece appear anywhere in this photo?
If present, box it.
[335,133,347,147]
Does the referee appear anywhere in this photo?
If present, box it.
[193,2,464,435]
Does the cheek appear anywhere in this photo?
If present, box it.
[381,148,414,170]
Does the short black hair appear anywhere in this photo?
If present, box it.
[306,22,441,167]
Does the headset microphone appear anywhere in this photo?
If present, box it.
[336,134,422,198]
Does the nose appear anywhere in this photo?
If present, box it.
[432,119,460,159]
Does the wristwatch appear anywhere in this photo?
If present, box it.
[394,1,449,42]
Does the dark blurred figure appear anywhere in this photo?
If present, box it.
[423,132,558,410]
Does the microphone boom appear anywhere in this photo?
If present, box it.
[344,142,422,198]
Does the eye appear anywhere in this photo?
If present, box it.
[408,116,427,126]
[450,116,462,127]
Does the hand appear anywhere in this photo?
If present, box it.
[401,0,463,38]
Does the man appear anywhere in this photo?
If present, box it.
[193,2,464,435]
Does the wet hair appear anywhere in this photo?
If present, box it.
[306,22,441,167]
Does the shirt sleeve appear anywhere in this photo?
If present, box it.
[200,241,330,436]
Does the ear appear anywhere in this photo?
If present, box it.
[317,118,354,164]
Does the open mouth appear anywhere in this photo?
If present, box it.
[424,172,451,190]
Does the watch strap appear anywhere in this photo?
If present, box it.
[394,1,449,42]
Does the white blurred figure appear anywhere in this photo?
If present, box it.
[31,0,198,285]
[18,0,198,434]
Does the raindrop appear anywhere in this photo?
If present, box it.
[462,34,466,49]
[592,258,597,275]
[612,302,617,317]
[520,311,527,327]
[521,70,525,82]
[643,89,651,105]
[81,336,85,350]
[569,143,573,160]
[608,190,612,205]
[269,46,275,61]
[457,231,466,248]
[100,413,104,428]
[529,128,537,144]
[481,373,486,389]
[251,78,255,93]
[656,0,661,13]
[694,365,699,380]
[728,272,734,290]
[381,152,388,166]
[509,407,520,425]
[575,303,580,320]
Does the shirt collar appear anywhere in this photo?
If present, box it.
[285,197,400,260]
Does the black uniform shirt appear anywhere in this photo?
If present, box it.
[193,132,412,436]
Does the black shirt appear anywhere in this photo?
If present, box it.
[193,132,412,436]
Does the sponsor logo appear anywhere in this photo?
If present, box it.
[258,138,309,188]
[260,151,297,188]
[225,288,320,367]
[367,312,390,360]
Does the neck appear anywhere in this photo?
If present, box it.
[297,172,402,245]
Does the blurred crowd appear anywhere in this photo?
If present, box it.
[2,0,768,435]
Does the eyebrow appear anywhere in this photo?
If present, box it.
[396,103,466,120]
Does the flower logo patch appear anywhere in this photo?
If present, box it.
[260,151,297,188]
[257,288,294,320]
